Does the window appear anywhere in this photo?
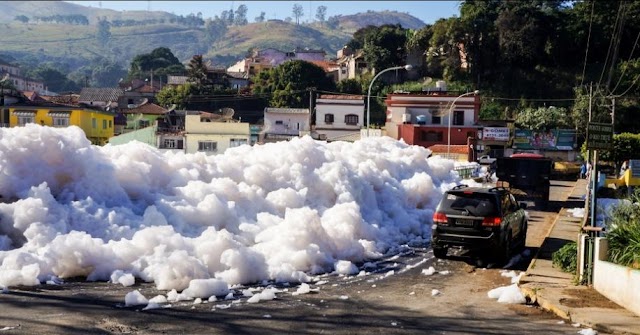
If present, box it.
[127,99,134,105]
[198,141,217,152]
[139,120,150,128]
[163,139,184,149]
[421,130,443,142]
[275,120,284,125]
[453,110,465,126]
[109,120,113,128]
[431,115,441,125]
[102,120,107,129]
[18,116,34,126]
[230,139,248,147]
[324,113,334,123]
[92,118,96,129]
[344,114,358,125]
[52,117,69,127]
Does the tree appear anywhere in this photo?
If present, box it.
[351,24,408,73]
[337,78,363,94]
[187,55,209,89]
[14,15,29,24]
[326,15,340,29]
[29,65,80,92]
[156,83,197,109]
[285,17,293,23]
[234,4,248,26]
[315,6,327,23]
[204,16,228,44]
[96,18,111,48]
[255,12,266,23]
[128,47,184,81]
[221,10,234,26]
[252,60,335,108]
[292,4,304,25]
[515,106,573,131]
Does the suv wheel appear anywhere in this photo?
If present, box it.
[433,247,448,259]
[516,221,528,253]
[499,231,512,265]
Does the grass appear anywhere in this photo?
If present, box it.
[552,241,578,273]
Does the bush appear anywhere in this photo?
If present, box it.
[552,241,578,273]
[606,190,640,269]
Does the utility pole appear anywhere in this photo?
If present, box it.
[308,87,316,127]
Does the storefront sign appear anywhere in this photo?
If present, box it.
[586,122,613,150]
[513,129,577,151]
[482,127,509,141]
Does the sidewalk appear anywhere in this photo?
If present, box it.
[519,178,640,334]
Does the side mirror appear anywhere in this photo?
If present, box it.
[519,202,528,210]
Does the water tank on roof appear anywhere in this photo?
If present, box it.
[416,115,427,125]
[402,113,411,124]
[436,80,447,91]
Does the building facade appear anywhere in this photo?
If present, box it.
[5,102,115,145]
[314,94,364,141]
[184,114,251,154]
[385,90,481,151]
[262,107,311,143]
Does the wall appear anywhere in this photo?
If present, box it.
[264,112,309,136]
[108,125,157,147]
[315,98,364,135]
[594,237,640,317]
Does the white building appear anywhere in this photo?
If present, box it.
[0,59,47,94]
[184,113,251,154]
[314,94,364,141]
[262,107,310,143]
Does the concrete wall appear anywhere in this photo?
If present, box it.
[594,237,640,317]
[108,125,157,147]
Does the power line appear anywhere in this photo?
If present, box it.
[579,0,595,88]
[609,30,640,97]
[597,1,624,89]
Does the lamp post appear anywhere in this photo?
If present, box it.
[447,90,480,157]
[366,64,413,137]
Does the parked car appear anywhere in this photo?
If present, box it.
[477,155,497,164]
[431,185,528,263]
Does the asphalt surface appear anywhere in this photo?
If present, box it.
[0,180,598,335]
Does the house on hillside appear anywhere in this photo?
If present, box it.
[120,101,167,131]
[227,47,327,77]
[314,94,364,142]
[0,58,49,95]
[335,46,368,81]
[4,100,114,145]
[183,112,251,154]
[384,84,481,160]
[261,107,311,143]
[308,60,340,82]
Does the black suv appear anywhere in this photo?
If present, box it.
[431,185,528,263]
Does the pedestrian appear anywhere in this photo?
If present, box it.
[580,162,587,179]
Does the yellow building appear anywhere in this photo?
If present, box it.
[3,102,115,145]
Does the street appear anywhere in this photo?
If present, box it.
[0,180,595,334]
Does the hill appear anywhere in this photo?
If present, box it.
[0,1,426,71]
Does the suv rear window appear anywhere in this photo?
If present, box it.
[439,193,499,217]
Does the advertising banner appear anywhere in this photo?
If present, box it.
[482,127,509,141]
[513,129,576,151]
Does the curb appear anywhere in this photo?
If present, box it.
[520,286,570,320]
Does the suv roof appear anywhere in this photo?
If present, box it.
[446,184,510,195]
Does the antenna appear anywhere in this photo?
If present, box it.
[147,0,151,11]
[221,107,235,121]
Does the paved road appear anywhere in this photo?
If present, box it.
[0,180,598,334]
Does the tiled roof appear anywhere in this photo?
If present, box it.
[134,84,160,93]
[42,94,80,105]
[226,72,247,79]
[122,102,167,115]
[264,108,309,114]
[427,144,470,155]
[308,60,339,72]
[22,91,47,102]
[318,94,364,100]
[79,87,124,103]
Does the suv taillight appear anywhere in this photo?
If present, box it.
[482,217,502,227]
[432,212,448,224]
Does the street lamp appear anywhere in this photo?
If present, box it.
[447,90,480,157]
[366,64,413,136]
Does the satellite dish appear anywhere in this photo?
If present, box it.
[168,104,177,111]
[221,107,235,120]
[423,77,433,86]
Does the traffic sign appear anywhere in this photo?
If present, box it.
[586,122,613,150]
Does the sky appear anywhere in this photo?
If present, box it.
[65,1,461,25]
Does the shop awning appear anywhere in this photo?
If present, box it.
[48,111,71,118]
[12,111,36,116]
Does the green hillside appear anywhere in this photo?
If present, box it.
[0,1,426,70]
